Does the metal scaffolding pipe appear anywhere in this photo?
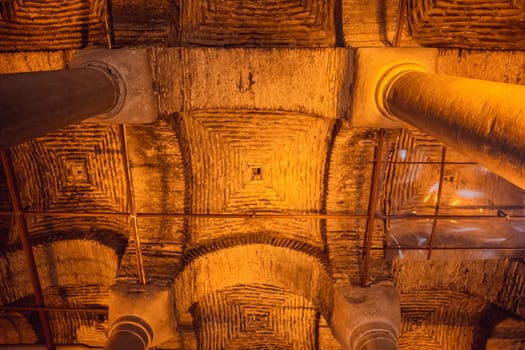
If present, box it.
[0,346,97,350]
[0,66,122,149]
[1,150,55,350]
[378,68,525,190]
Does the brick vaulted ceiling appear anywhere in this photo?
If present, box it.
[0,1,525,349]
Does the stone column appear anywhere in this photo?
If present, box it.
[377,68,525,189]
[104,317,152,350]
[330,285,401,350]
[104,284,177,350]
[0,66,121,149]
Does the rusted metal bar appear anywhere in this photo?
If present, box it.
[0,210,369,219]
[120,126,146,285]
[366,246,525,251]
[103,0,114,49]
[0,305,108,314]
[393,0,407,47]
[0,210,523,221]
[380,214,525,221]
[362,129,387,287]
[387,161,476,165]
[427,147,447,260]
[136,212,370,219]
[0,150,55,350]
[5,211,130,217]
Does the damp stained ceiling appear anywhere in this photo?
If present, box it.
[1,0,525,349]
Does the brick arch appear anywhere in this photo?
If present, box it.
[398,290,503,349]
[394,259,525,319]
[192,284,319,350]
[175,244,333,326]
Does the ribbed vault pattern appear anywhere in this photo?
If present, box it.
[399,291,492,349]
[0,240,117,305]
[408,0,525,49]
[1,118,524,348]
[0,240,116,345]
[193,284,317,350]
[179,111,332,246]
[174,110,335,348]
[1,46,525,350]
[394,259,525,318]
[11,124,127,213]
[181,0,335,46]
[395,259,525,348]
[0,123,129,346]
[8,124,129,253]
[0,0,106,50]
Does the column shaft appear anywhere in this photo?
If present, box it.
[330,286,400,350]
[384,71,525,189]
[104,316,153,350]
[0,67,119,149]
